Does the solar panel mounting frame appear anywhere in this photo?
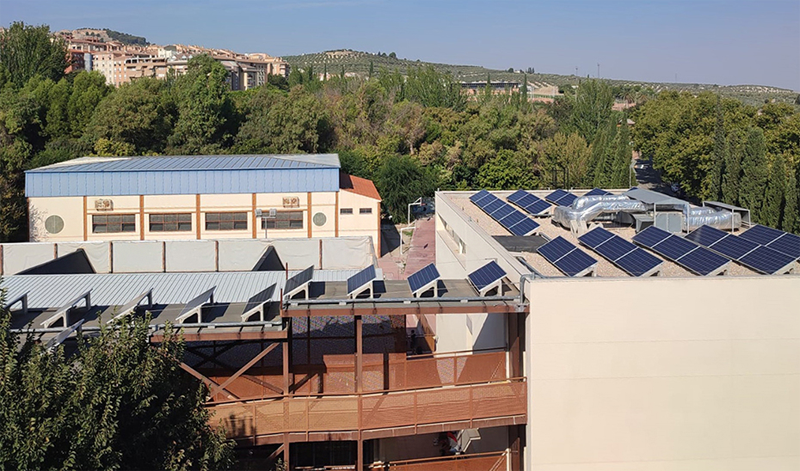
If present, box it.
[467,261,507,297]
[284,265,315,301]
[347,265,378,299]
[407,263,441,298]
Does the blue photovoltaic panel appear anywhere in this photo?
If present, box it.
[284,265,314,293]
[594,236,636,262]
[346,265,377,295]
[649,235,697,261]
[499,211,525,228]
[525,200,552,215]
[685,225,728,248]
[556,193,578,207]
[508,218,539,236]
[673,247,729,276]
[585,188,611,197]
[407,263,440,294]
[506,190,528,205]
[468,261,507,292]
[515,194,538,207]
[470,190,492,204]
[555,250,598,277]
[545,189,570,204]
[491,204,515,220]
[578,227,615,249]
[767,234,800,260]
[738,246,796,275]
[537,236,575,262]
[615,249,663,277]
[739,224,783,246]
[708,235,759,260]
[632,226,672,249]
[483,199,504,214]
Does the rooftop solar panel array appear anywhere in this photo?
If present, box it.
[407,263,441,296]
[739,224,800,260]
[544,189,578,207]
[507,190,552,216]
[578,227,663,276]
[632,226,729,276]
[537,236,598,277]
[470,190,540,236]
[685,225,796,275]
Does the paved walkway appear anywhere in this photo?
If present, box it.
[402,215,435,279]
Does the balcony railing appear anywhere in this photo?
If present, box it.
[371,451,508,471]
[209,378,526,441]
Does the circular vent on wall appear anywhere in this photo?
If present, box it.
[45,215,64,234]
[313,212,327,227]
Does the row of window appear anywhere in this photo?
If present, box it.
[340,208,372,215]
[91,211,307,234]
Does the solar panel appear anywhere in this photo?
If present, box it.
[483,199,505,214]
[407,263,441,295]
[491,204,515,220]
[508,218,539,236]
[537,236,597,277]
[470,190,492,204]
[524,200,552,215]
[537,236,575,262]
[685,225,727,247]
[555,250,598,277]
[739,224,783,246]
[545,189,569,204]
[578,227,663,276]
[631,226,671,248]
[615,249,663,277]
[347,265,377,296]
[740,224,800,259]
[633,226,728,276]
[738,246,796,275]
[585,188,611,197]
[594,236,636,261]
[468,261,507,293]
[578,227,615,249]
[499,211,525,229]
[507,190,528,205]
[557,193,578,207]
[284,265,314,294]
[708,235,758,260]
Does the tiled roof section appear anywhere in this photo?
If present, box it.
[340,172,381,201]
[29,154,341,173]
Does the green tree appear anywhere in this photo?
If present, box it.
[376,154,438,222]
[476,149,537,189]
[739,127,768,221]
[570,79,613,143]
[0,309,234,470]
[783,158,798,232]
[403,66,466,111]
[68,71,112,137]
[762,153,786,228]
[168,55,234,154]
[0,22,69,85]
[706,97,726,201]
[721,130,743,205]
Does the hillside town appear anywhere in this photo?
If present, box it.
[56,27,289,89]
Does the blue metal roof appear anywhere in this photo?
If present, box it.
[26,154,342,197]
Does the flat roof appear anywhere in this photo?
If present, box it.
[441,190,799,279]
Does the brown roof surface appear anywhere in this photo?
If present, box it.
[340,172,381,201]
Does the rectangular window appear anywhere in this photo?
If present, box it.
[92,214,136,233]
[340,208,353,215]
[149,213,192,232]
[205,212,248,231]
[359,208,373,215]
[262,211,304,230]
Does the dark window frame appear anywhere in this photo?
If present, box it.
[149,213,192,232]
[205,212,248,231]
[340,208,354,215]
[92,214,136,233]
[261,210,304,230]
[359,208,373,215]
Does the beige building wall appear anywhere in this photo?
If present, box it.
[525,276,800,471]
[29,191,380,252]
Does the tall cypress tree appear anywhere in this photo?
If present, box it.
[520,73,528,107]
[783,160,798,233]
[721,130,742,205]
[368,61,374,79]
[738,127,768,222]
[611,123,632,188]
[707,97,725,201]
[762,153,786,229]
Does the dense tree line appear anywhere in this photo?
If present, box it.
[631,91,800,232]
[0,307,234,470]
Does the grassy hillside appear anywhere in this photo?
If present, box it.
[285,49,799,107]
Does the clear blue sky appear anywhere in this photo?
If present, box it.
[2,0,799,90]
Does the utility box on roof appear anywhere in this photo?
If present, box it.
[654,211,683,233]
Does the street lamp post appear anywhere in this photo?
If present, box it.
[255,208,277,239]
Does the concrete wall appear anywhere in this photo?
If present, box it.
[28,190,379,250]
[525,275,800,471]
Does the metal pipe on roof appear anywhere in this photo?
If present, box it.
[282,295,520,308]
